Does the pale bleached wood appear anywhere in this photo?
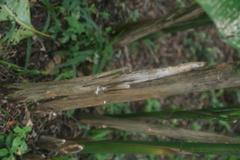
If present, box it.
[5,62,240,112]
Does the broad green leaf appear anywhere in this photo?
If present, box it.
[13,126,31,138]
[1,0,31,24]
[0,0,32,43]
[0,134,5,145]
[5,134,14,148]
[11,137,28,155]
[0,0,50,44]
[0,148,9,157]
[196,0,240,49]
[0,8,7,21]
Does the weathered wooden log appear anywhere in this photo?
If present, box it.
[4,62,240,112]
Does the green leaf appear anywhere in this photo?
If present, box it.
[13,126,31,138]
[0,0,50,44]
[65,16,85,34]
[11,137,22,152]
[3,0,31,23]
[0,148,9,157]
[144,99,161,112]
[5,134,14,148]
[88,129,112,140]
[3,154,16,160]
[0,0,32,43]
[4,27,33,44]
[0,134,5,145]
[196,0,240,49]
[11,137,28,155]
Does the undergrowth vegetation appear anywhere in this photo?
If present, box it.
[0,126,31,160]
[42,0,113,78]
[1,0,240,160]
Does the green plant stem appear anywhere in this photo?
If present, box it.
[24,38,32,69]
[110,107,240,121]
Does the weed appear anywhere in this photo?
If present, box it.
[0,0,49,45]
[41,0,113,79]
[0,126,31,160]
[144,99,161,112]
[183,32,224,65]
[0,59,46,77]
[129,9,140,22]
[103,103,131,115]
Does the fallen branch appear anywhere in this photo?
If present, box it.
[5,62,240,112]
[113,5,211,47]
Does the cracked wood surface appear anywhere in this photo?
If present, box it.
[5,62,240,112]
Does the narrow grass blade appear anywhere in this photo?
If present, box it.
[24,38,32,69]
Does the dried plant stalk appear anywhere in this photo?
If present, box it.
[37,136,84,155]
[113,5,210,47]
[79,115,240,143]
